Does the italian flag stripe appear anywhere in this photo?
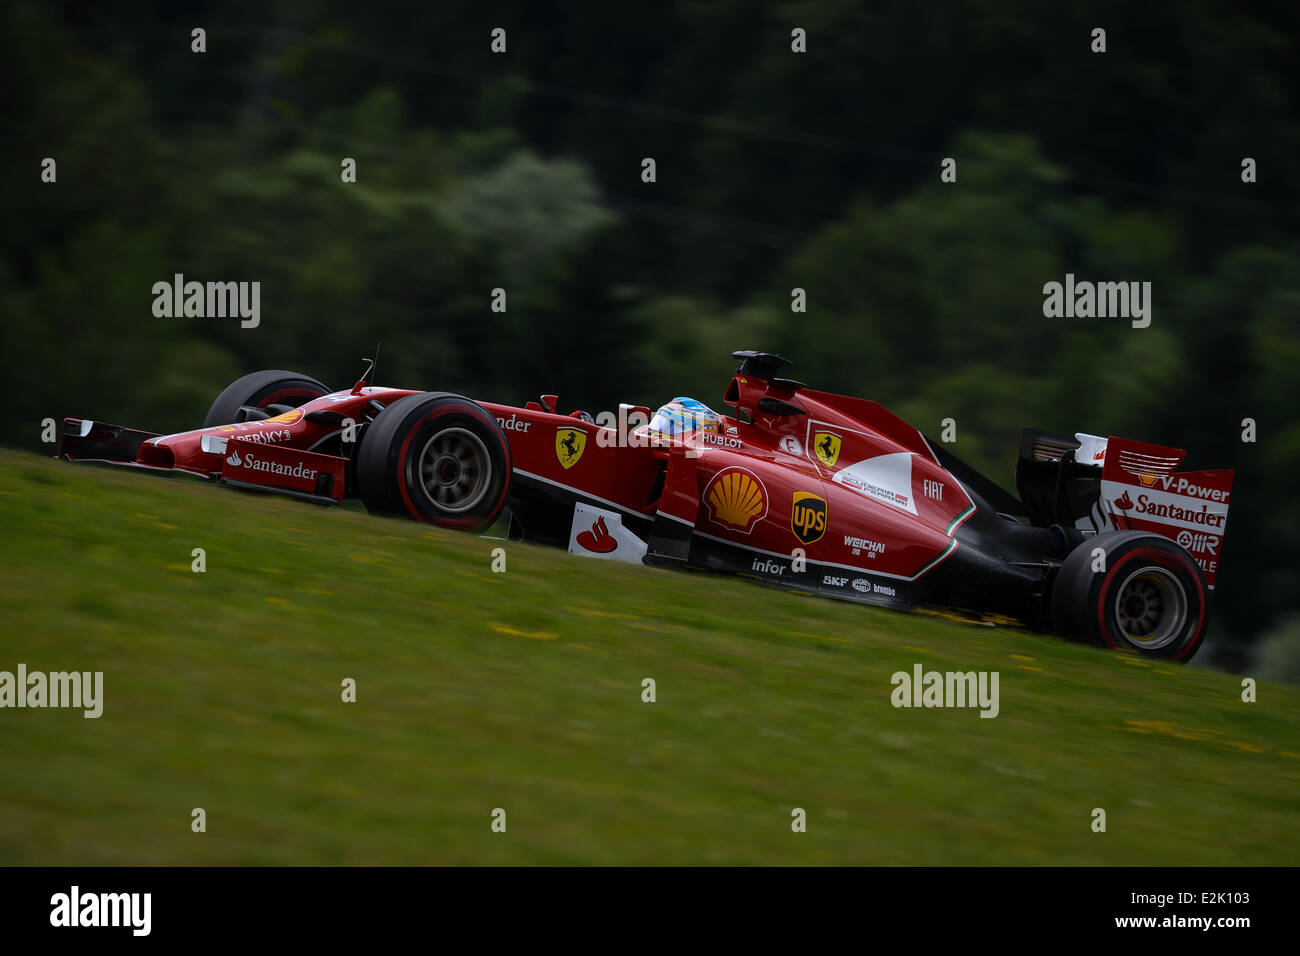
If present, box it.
[944,504,975,536]
[915,537,958,578]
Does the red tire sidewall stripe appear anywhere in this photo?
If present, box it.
[396,404,510,526]
[259,386,324,407]
[1095,546,1207,655]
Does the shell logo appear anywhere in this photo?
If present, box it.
[703,467,768,533]
[264,408,304,426]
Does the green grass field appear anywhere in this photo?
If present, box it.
[0,449,1296,864]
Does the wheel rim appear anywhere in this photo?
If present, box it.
[415,427,492,514]
[1114,566,1188,650]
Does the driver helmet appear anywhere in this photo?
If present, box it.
[647,397,723,439]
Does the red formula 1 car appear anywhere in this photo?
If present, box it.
[59,351,1234,660]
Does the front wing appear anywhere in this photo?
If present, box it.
[59,418,347,505]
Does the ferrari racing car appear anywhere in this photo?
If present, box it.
[58,351,1234,660]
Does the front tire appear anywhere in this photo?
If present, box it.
[1051,531,1209,661]
[355,392,511,532]
[203,369,331,427]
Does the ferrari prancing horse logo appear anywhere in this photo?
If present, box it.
[813,431,841,468]
[555,427,587,470]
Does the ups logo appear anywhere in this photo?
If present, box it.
[791,491,827,545]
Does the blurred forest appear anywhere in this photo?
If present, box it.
[3,1,1298,672]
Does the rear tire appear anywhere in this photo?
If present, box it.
[1051,531,1208,661]
[203,370,331,427]
[355,392,511,532]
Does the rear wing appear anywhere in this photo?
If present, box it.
[1097,436,1232,588]
[1016,430,1234,588]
